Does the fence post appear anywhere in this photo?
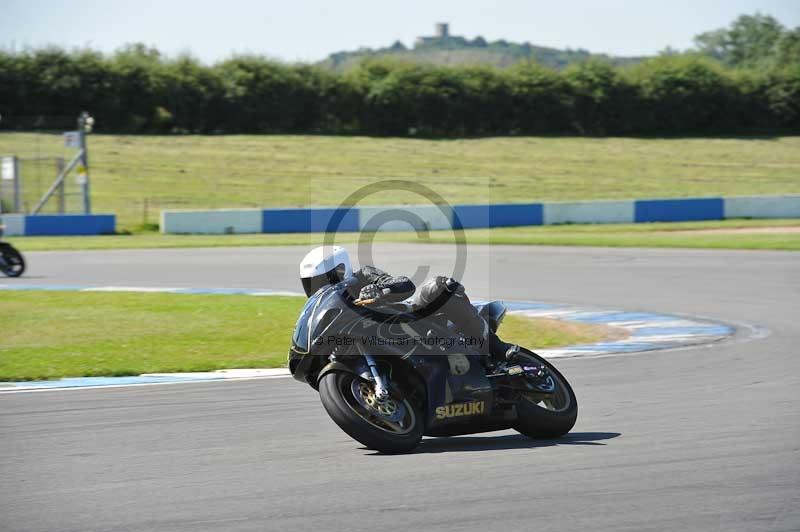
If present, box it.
[56,157,65,214]
[13,156,21,213]
[77,112,92,214]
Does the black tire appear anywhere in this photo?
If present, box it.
[318,371,424,454]
[0,245,25,277]
[513,350,578,438]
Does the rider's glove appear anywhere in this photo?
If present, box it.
[358,284,383,301]
[443,277,462,294]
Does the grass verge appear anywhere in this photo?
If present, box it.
[7,219,800,252]
[437,221,800,250]
[0,291,612,381]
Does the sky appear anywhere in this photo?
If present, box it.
[3,0,799,63]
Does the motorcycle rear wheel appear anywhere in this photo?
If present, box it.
[0,245,25,277]
[319,371,424,454]
[513,350,578,438]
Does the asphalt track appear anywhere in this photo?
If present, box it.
[1,244,799,532]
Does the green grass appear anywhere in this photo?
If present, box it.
[2,133,799,230]
[433,219,800,250]
[0,292,303,381]
[7,219,800,252]
[501,316,614,351]
[457,228,800,250]
[0,291,608,381]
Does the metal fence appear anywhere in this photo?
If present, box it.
[0,154,89,214]
[0,114,93,215]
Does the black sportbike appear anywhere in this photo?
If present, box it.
[289,277,577,453]
[0,230,24,277]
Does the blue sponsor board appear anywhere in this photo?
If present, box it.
[24,214,116,236]
[635,198,724,223]
[262,207,360,233]
[452,203,543,229]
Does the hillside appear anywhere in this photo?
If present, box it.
[320,25,645,71]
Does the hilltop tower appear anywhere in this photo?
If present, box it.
[416,23,452,46]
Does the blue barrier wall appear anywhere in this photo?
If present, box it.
[262,207,360,233]
[160,195,799,234]
[635,198,724,223]
[11,195,798,236]
[23,214,116,236]
[453,203,543,229]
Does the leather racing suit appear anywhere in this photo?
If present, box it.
[351,266,514,363]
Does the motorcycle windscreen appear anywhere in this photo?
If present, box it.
[292,292,323,353]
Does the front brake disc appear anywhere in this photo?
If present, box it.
[350,378,406,422]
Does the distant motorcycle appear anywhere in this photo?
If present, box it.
[289,277,577,453]
[0,226,25,277]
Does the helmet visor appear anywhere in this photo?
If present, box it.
[301,273,325,297]
[301,264,346,297]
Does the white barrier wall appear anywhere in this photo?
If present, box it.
[0,214,25,236]
[543,201,635,225]
[358,205,453,232]
[160,209,262,234]
[724,195,800,219]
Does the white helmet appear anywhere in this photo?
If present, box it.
[299,245,353,297]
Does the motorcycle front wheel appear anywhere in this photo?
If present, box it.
[0,245,25,277]
[512,350,578,438]
[318,371,424,454]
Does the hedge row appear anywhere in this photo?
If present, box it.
[1,46,798,135]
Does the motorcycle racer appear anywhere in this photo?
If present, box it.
[298,245,517,364]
